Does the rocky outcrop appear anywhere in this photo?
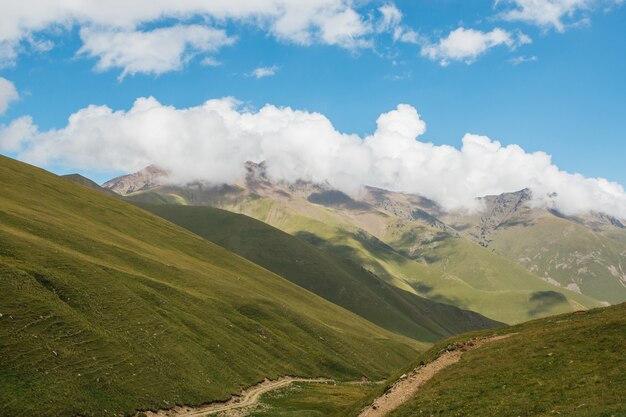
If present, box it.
[102,165,167,195]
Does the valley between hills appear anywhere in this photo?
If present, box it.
[2,2,626,415]
[1,156,625,417]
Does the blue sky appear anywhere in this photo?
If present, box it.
[0,0,624,211]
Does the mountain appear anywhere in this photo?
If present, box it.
[61,173,119,197]
[101,165,167,195]
[432,189,626,304]
[0,155,422,417]
[105,164,604,324]
[349,184,626,306]
[133,203,502,343]
[387,301,626,416]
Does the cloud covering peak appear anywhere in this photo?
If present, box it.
[1,97,625,219]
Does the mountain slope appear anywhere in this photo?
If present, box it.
[387,302,626,416]
[101,164,166,195]
[120,175,602,324]
[383,219,601,317]
[357,185,626,306]
[269,202,600,324]
[134,203,502,343]
[0,155,421,417]
[61,174,117,196]
[434,189,626,304]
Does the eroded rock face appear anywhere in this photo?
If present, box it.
[102,165,167,195]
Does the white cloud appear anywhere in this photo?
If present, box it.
[496,0,623,32]
[314,7,372,48]
[509,55,538,65]
[378,4,403,31]
[250,66,279,79]
[3,97,626,219]
[201,57,222,67]
[0,36,53,69]
[377,4,419,44]
[0,0,373,68]
[78,25,234,79]
[0,40,19,69]
[0,116,36,151]
[421,27,531,66]
[25,35,54,53]
[0,77,19,114]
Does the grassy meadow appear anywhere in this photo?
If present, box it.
[388,302,626,416]
[0,156,421,417]
[136,203,502,343]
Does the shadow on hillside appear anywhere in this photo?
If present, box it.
[528,291,568,317]
[294,230,401,266]
[307,190,371,211]
[408,283,468,309]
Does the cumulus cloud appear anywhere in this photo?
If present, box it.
[313,6,372,48]
[377,4,420,44]
[2,97,626,219]
[421,27,531,66]
[0,77,19,114]
[0,0,373,68]
[496,0,623,32]
[79,25,234,78]
[0,116,36,151]
[249,66,279,79]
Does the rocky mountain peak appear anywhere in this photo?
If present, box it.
[244,160,268,179]
[102,165,168,195]
[479,188,532,212]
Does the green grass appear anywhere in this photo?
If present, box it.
[388,302,626,417]
[134,203,502,343]
[127,187,602,324]
[250,381,377,417]
[385,220,603,322]
[230,197,600,324]
[487,216,626,304]
[0,155,422,417]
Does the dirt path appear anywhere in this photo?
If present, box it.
[138,377,331,417]
[358,334,513,417]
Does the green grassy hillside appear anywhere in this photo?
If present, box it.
[61,174,119,197]
[222,199,602,323]
[384,219,603,322]
[126,188,602,324]
[430,189,626,305]
[487,216,626,304]
[388,302,626,416]
[0,156,422,417]
[134,203,502,343]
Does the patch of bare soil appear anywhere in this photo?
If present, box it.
[136,377,330,417]
[358,334,514,417]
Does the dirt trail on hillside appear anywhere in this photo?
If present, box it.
[358,334,514,417]
[139,377,331,417]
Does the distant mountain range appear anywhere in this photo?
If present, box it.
[101,163,626,322]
